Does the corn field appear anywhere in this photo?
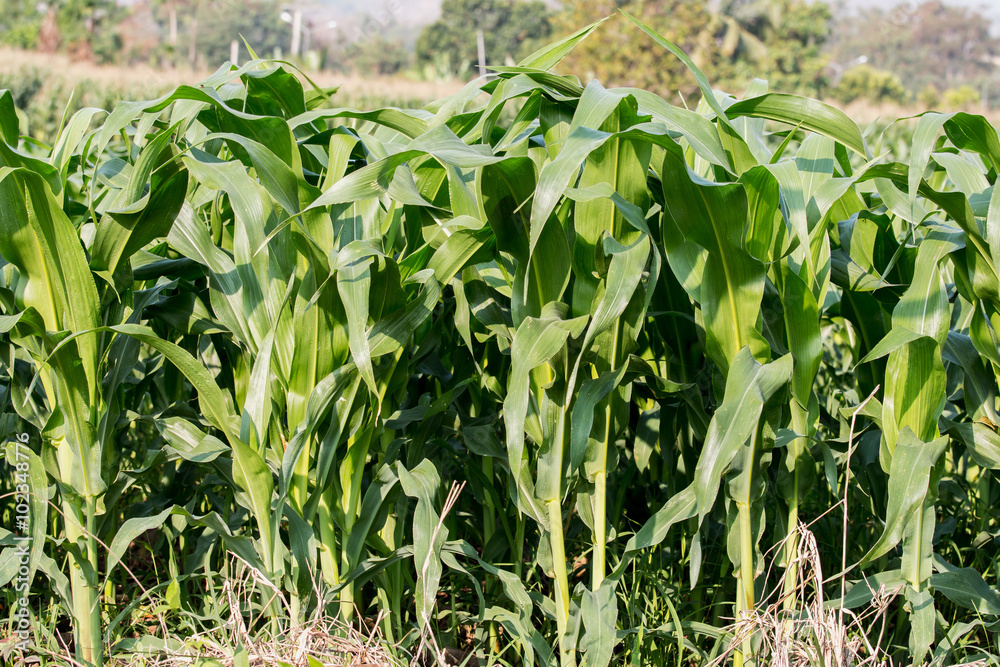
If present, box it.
[1,15,1000,667]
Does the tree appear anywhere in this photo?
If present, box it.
[827,0,999,96]
[0,0,123,62]
[553,0,831,103]
[553,0,718,101]
[53,0,125,63]
[147,0,288,69]
[712,0,831,96]
[416,0,552,77]
[347,36,412,76]
[833,64,909,105]
[191,1,287,67]
[0,0,45,50]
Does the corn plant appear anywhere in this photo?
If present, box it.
[2,12,1000,667]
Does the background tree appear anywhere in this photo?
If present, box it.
[0,0,45,50]
[712,0,831,96]
[553,0,830,103]
[416,0,552,77]
[831,63,909,105]
[553,0,717,101]
[345,36,412,75]
[192,0,287,67]
[0,0,123,62]
[827,0,999,96]
[54,0,124,63]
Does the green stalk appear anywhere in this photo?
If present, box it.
[547,396,576,667]
[592,467,608,588]
[781,400,809,609]
[738,500,756,612]
[318,487,339,589]
[592,319,624,589]
[483,457,496,544]
[339,427,373,621]
[548,498,573,667]
[513,514,526,581]
[734,427,760,667]
[290,437,312,513]
[64,498,102,667]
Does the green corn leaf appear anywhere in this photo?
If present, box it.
[692,348,792,520]
[660,146,769,374]
[518,19,607,70]
[396,459,446,631]
[110,324,238,441]
[861,429,948,565]
[504,311,588,522]
[3,440,46,596]
[725,93,867,157]
[580,583,617,667]
[931,559,1000,616]
[155,417,229,464]
[336,241,378,398]
[0,90,18,144]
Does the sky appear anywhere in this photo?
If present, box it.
[840,0,998,14]
[831,0,1000,34]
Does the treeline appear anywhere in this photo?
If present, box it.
[0,0,997,108]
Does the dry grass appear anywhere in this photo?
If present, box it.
[0,47,464,108]
[0,48,196,90]
[328,75,464,106]
[713,522,992,667]
[837,98,1000,128]
[26,553,402,667]
[712,523,898,667]
[19,485,476,667]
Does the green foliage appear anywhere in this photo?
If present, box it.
[712,0,832,97]
[553,0,717,101]
[54,0,125,63]
[416,0,552,76]
[919,84,942,108]
[345,36,412,75]
[833,64,909,105]
[190,0,288,68]
[2,16,1000,667]
[554,0,831,101]
[943,84,982,110]
[0,1,44,49]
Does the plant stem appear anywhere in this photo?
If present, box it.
[318,487,339,588]
[548,499,573,667]
[735,427,760,667]
[782,399,809,609]
[290,436,312,514]
[592,469,607,588]
[65,498,102,667]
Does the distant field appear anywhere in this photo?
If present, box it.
[0,48,465,141]
[0,47,465,103]
[0,47,995,142]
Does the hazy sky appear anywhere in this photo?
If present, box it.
[828,0,999,33]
